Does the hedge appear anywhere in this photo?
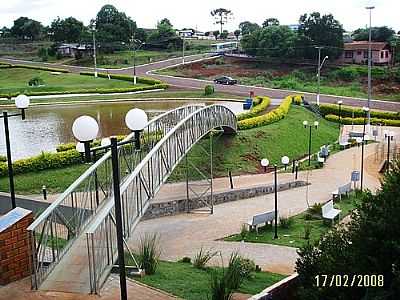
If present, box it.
[56,135,126,152]
[11,64,70,73]
[0,150,82,177]
[291,94,304,105]
[325,114,400,127]
[320,104,400,120]
[238,95,293,130]
[79,71,164,86]
[237,96,271,121]
[0,84,168,99]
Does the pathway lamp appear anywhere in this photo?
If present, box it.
[337,100,343,128]
[130,39,145,85]
[72,116,99,163]
[303,120,319,166]
[1,94,30,209]
[259,156,290,240]
[385,131,394,171]
[315,46,328,106]
[360,106,369,190]
[125,108,148,150]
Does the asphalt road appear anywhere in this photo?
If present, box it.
[1,55,399,112]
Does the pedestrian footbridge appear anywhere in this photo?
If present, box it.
[27,104,237,294]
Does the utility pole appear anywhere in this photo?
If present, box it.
[366,6,375,126]
[182,37,185,65]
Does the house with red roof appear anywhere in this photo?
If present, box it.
[340,41,392,65]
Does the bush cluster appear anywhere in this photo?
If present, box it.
[237,96,271,121]
[325,114,400,127]
[291,94,304,105]
[204,85,215,96]
[320,103,400,120]
[238,95,293,130]
[329,65,396,81]
[0,150,82,177]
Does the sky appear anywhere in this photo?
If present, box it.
[1,0,399,32]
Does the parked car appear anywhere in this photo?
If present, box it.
[213,76,238,85]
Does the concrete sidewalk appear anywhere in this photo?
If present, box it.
[128,143,380,275]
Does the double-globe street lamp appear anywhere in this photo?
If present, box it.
[303,120,319,166]
[260,155,290,240]
[72,108,148,300]
[2,94,30,209]
[383,130,395,172]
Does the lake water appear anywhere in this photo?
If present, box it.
[0,100,244,160]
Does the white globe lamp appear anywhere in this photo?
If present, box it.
[72,115,99,162]
[15,94,30,119]
[260,158,269,172]
[281,156,290,170]
[125,108,148,150]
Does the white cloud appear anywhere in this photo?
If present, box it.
[0,0,399,32]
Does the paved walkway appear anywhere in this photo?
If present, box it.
[128,143,380,275]
[0,275,177,300]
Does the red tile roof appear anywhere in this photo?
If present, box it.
[344,41,388,51]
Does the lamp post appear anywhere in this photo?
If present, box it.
[360,106,369,190]
[260,156,290,240]
[366,6,375,125]
[303,120,319,166]
[315,46,328,106]
[91,21,98,78]
[130,38,145,85]
[385,131,394,171]
[125,108,148,150]
[1,94,30,209]
[72,116,99,163]
[337,100,343,128]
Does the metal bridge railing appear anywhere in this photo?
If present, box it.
[27,104,204,289]
[86,104,237,293]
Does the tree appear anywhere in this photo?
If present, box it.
[212,30,220,40]
[296,160,400,300]
[95,4,137,44]
[147,18,182,50]
[297,12,344,59]
[220,30,229,39]
[50,17,84,43]
[211,8,232,35]
[0,27,11,38]
[262,18,280,27]
[234,29,241,40]
[241,25,297,59]
[239,21,260,35]
[11,17,43,40]
[352,26,395,42]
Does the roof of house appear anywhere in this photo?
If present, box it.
[344,41,389,51]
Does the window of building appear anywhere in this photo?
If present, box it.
[345,51,354,58]
[357,51,362,55]
[381,51,384,59]
[385,51,389,58]
[364,51,368,58]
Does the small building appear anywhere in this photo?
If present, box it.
[340,41,392,65]
[57,43,93,59]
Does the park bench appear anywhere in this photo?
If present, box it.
[339,138,350,149]
[322,200,341,224]
[332,182,352,201]
[245,211,277,233]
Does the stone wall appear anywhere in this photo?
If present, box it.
[144,180,308,219]
[0,208,33,285]
[249,273,299,300]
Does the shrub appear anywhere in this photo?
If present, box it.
[308,203,323,216]
[279,215,294,229]
[204,85,215,96]
[209,268,233,300]
[237,96,271,121]
[291,94,304,105]
[0,150,82,177]
[239,224,248,240]
[325,114,400,127]
[237,257,256,279]
[178,257,191,263]
[0,155,7,162]
[225,252,244,290]
[334,67,360,81]
[238,95,293,130]
[79,71,164,85]
[193,247,218,269]
[319,104,400,120]
[12,64,69,73]
[291,70,307,81]
[304,212,313,220]
[138,233,161,275]
[28,76,44,87]
[304,222,312,240]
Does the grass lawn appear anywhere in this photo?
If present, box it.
[0,90,243,105]
[131,260,285,299]
[0,164,89,195]
[0,68,148,95]
[225,193,360,248]
[70,49,205,69]
[169,105,340,181]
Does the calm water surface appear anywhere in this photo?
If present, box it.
[0,100,243,160]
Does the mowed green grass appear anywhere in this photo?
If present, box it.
[0,68,147,94]
[169,105,340,181]
[132,260,285,299]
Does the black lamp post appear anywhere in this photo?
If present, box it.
[260,156,290,240]
[360,106,369,190]
[337,100,343,128]
[130,38,145,85]
[1,94,30,209]
[385,131,394,172]
[303,120,319,166]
